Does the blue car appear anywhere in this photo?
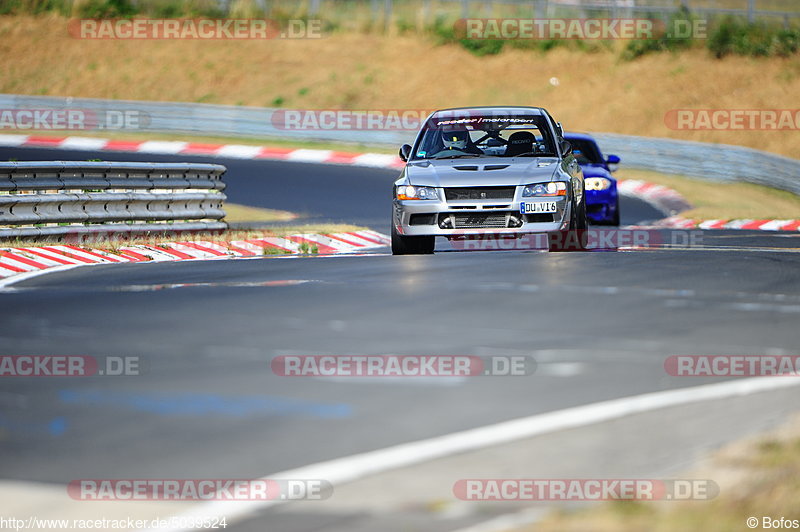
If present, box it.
[564,133,621,226]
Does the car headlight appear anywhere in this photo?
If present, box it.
[522,182,567,197]
[585,177,613,191]
[396,185,439,200]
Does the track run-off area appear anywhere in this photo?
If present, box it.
[1,145,799,531]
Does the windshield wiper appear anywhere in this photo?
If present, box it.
[509,152,555,157]
[433,153,482,160]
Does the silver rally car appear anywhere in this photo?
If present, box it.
[392,106,587,254]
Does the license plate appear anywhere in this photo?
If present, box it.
[520,201,558,214]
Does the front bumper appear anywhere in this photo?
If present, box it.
[393,190,571,237]
[586,188,618,223]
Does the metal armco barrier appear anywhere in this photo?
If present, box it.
[1,94,798,196]
[204,0,800,26]
[592,133,800,196]
[0,161,227,239]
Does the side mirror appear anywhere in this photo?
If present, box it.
[560,140,572,155]
[606,154,621,165]
[399,144,412,162]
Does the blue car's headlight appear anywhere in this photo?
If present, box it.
[522,182,567,197]
[585,177,613,191]
[396,185,439,200]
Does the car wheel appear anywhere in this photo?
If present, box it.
[611,200,621,226]
[549,194,588,252]
[391,224,435,255]
[575,194,588,231]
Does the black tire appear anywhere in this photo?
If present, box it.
[575,194,588,231]
[549,192,589,252]
[611,200,621,226]
[391,225,435,255]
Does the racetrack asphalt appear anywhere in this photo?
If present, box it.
[1,146,799,531]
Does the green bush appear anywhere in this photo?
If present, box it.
[459,37,505,56]
[429,15,457,45]
[621,37,667,60]
[149,0,183,18]
[428,15,504,56]
[5,0,222,17]
[395,17,416,35]
[509,37,563,53]
[75,0,135,18]
[774,29,800,56]
[0,0,71,15]
[621,7,696,60]
[708,17,800,58]
[508,35,610,54]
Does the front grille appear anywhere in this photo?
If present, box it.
[444,186,515,201]
[455,213,508,228]
[448,213,510,229]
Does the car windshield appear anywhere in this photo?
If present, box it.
[412,113,557,160]
[567,138,604,165]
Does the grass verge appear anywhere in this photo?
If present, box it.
[3,16,799,158]
[223,203,298,223]
[3,1,798,62]
[518,413,800,532]
[618,169,800,220]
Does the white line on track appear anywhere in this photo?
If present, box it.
[450,507,549,532]
[148,375,800,531]
[0,263,83,290]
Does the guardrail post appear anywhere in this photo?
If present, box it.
[420,0,431,31]
[384,0,392,32]
[534,0,545,20]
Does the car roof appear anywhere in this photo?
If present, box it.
[431,106,548,116]
[564,132,597,142]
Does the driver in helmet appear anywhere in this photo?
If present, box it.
[440,128,483,155]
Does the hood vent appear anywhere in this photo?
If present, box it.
[453,166,479,171]
[484,165,509,171]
